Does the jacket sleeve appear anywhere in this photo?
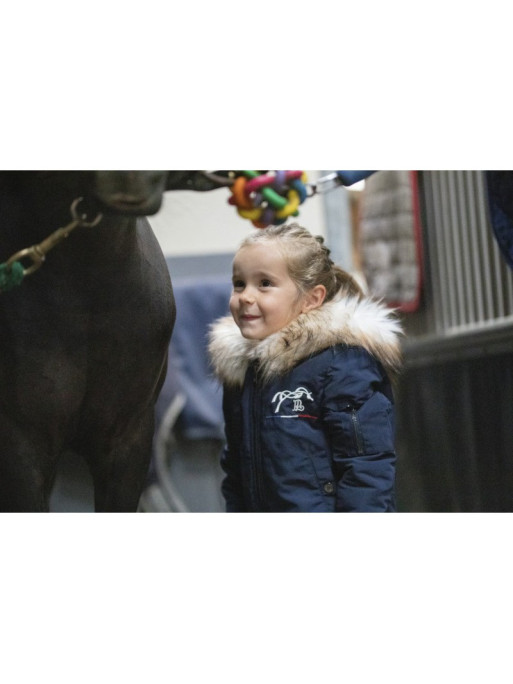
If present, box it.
[220,386,247,512]
[321,347,397,512]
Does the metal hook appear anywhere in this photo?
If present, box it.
[70,197,103,227]
[308,173,344,197]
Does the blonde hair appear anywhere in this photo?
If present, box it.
[238,222,363,302]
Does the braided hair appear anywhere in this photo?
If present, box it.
[238,222,363,302]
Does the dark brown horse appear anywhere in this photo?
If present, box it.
[0,170,220,512]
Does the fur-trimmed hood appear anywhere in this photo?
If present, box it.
[208,295,403,388]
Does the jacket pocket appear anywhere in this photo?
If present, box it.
[326,393,395,458]
[349,393,395,455]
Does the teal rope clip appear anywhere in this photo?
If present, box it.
[0,261,25,292]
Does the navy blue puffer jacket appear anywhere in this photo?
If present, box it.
[208,295,403,512]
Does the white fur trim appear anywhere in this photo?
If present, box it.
[208,296,403,387]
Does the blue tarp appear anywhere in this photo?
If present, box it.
[155,274,231,442]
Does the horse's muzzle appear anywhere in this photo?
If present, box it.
[93,171,168,216]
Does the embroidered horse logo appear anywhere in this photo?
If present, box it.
[272,387,314,413]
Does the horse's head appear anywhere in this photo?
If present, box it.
[0,171,226,233]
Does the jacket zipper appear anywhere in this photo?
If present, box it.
[250,367,266,509]
[351,408,365,455]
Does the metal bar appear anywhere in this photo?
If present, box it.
[438,172,457,327]
[502,249,513,315]
[455,171,475,324]
[478,171,506,318]
[403,318,513,368]
[472,171,495,319]
[465,171,485,323]
[492,234,506,319]
[428,172,451,332]
[447,171,467,327]
[420,173,441,333]
[424,180,439,334]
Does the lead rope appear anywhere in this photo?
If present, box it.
[0,197,103,293]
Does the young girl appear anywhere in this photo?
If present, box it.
[208,223,403,512]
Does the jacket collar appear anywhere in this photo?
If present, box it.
[208,295,403,388]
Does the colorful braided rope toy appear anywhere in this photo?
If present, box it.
[228,171,308,229]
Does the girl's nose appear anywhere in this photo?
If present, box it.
[241,288,255,304]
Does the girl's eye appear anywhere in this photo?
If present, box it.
[233,280,244,290]
[261,279,272,287]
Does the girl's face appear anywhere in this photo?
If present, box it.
[230,243,310,340]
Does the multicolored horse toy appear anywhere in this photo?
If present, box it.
[227,170,309,229]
